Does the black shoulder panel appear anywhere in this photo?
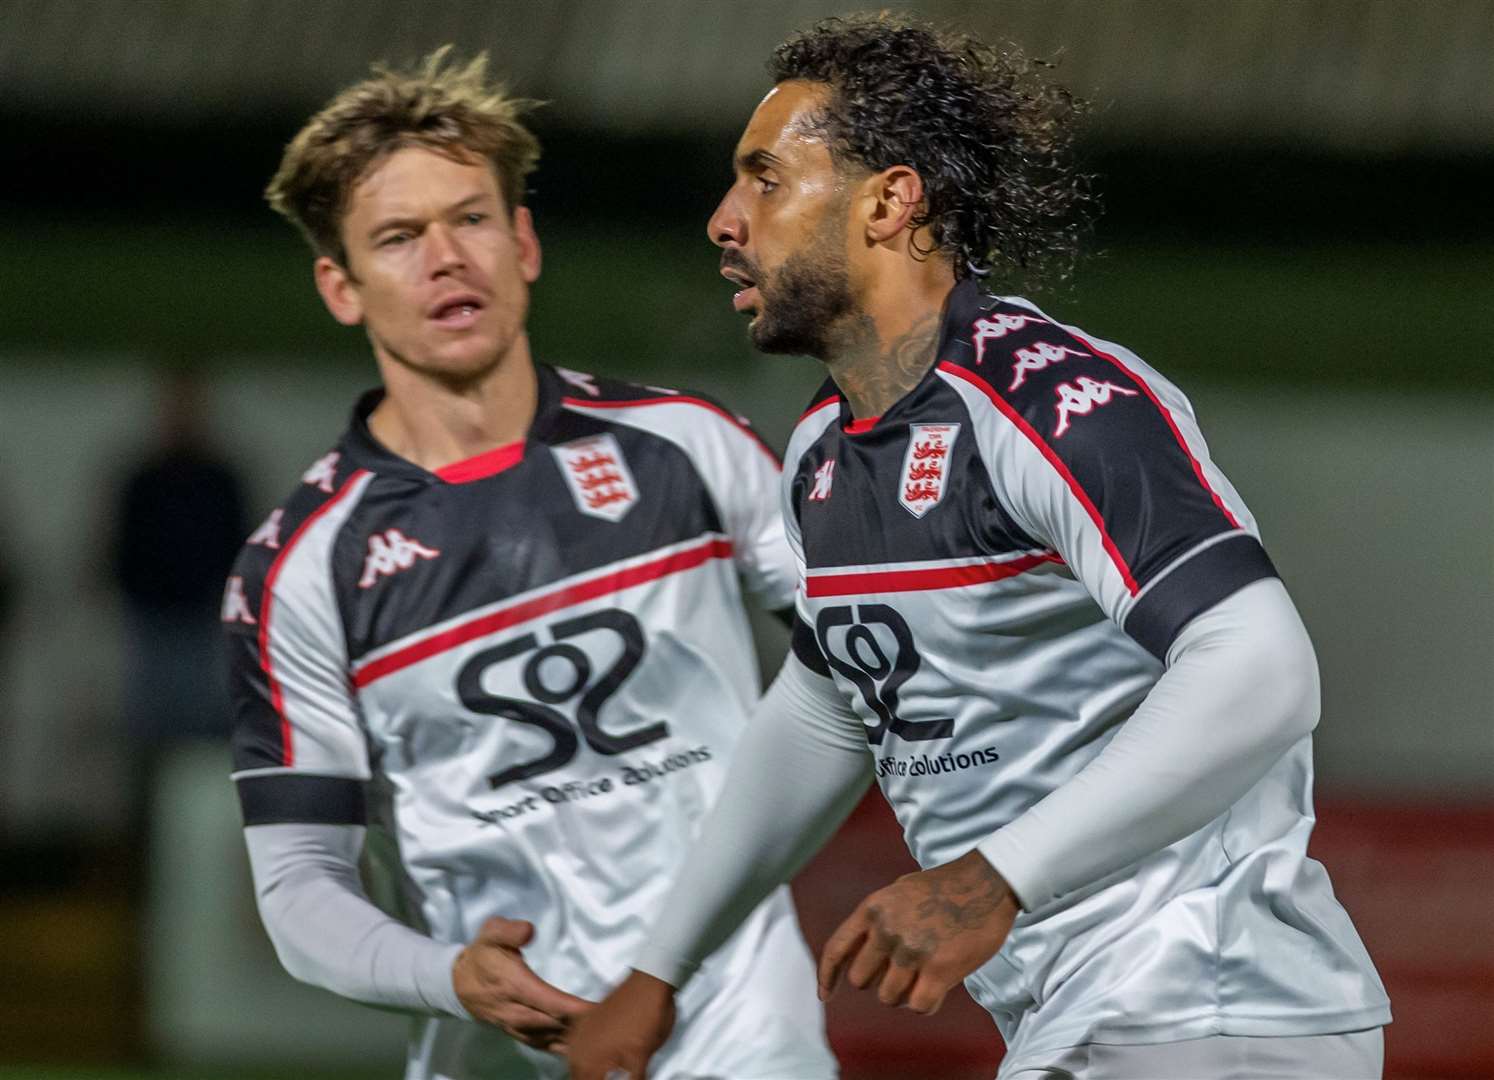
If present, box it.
[225,442,365,774]
[942,292,1246,594]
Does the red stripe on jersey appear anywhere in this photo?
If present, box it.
[259,470,370,766]
[806,553,1061,597]
[563,394,780,467]
[1066,331,1242,529]
[939,362,1141,595]
[435,440,526,483]
[843,414,881,434]
[352,536,734,688]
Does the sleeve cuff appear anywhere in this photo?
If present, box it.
[415,942,472,1020]
[631,941,701,990]
[977,830,1051,913]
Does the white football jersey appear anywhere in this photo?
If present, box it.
[225,366,835,1079]
[782,282,1390,1068]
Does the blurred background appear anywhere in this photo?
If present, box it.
[0,1,1490,1077]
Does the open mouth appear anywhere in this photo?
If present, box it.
[429,295,485,329]
[720,267,760,314]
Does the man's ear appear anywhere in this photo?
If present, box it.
[512,206,542,284]
[862,165,927,244]
[314,255,364,327]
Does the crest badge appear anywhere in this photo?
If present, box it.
[553,434,639,522]
[898,423,960,518]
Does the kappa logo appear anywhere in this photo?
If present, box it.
[302,451,341,494]
[899,423,960,518]
[972,311,1048,365]
[1053,377,1139,437]
[247,508,284,549]
[221,576,256,625]
[1009,341,1091,391]
[555,367,601,397]
[359,529,440,589]
[808,458,836,502]
[553,434,639,522]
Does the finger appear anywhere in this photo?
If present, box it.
[491,1001,570,1040]
[876,955,918,1007]
[905,972,952,1016]
[476,916,535,949]
[845,926,893,990]
[503,961,596,1020]
[818,913,869,1000]
[507,1025,569,1051]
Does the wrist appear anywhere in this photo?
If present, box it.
[630,941,700,990]
[426,941,472,1019]
[625,969,678,999]
[976,832,1036,912]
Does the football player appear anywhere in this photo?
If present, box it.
[225,48,836,1080]
[570,15,1389,1080]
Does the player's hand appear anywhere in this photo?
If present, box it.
[566,969,677,1080]
[452,916,594,1055]
[819,849,1019,1015]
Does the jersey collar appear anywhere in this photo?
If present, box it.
[815,277,994,435]
[341,365,569,484]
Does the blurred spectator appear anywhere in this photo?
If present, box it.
[110,367,248,755]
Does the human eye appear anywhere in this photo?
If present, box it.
[378,230,413,248]
[755,175,779,194]
[460,211,488,226]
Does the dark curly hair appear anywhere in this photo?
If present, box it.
[771,13,1093,285]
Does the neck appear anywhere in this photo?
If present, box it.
[368,338,540,471]
[825,275,951,419]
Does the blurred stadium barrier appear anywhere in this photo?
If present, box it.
[797,792,1494,1080]
[4,0,1492,151]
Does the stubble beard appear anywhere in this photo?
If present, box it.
[748,211,862,362]
[370,311,522,396]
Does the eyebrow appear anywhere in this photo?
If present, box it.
[365,193,495,241]
[735,148,785,174]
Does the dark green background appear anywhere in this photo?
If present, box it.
[5,112,1491,390]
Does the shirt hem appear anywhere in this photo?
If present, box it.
[998,1001,1392,1076]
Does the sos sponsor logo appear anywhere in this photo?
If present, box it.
[815,603,952,747]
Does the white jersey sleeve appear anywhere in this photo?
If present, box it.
[227,465,376,824]
[978,578,1320,907]
[939,305,1276,660]
[936,300,1314,906]
[244,822,468,1017]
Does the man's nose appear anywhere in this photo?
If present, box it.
[707,190,745,249]
[425,223,465,275]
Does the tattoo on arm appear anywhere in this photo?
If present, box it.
[915,863,1009,930]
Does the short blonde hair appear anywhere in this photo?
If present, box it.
[266,46,541,263]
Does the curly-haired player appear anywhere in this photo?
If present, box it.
[570,14,1388,1079]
